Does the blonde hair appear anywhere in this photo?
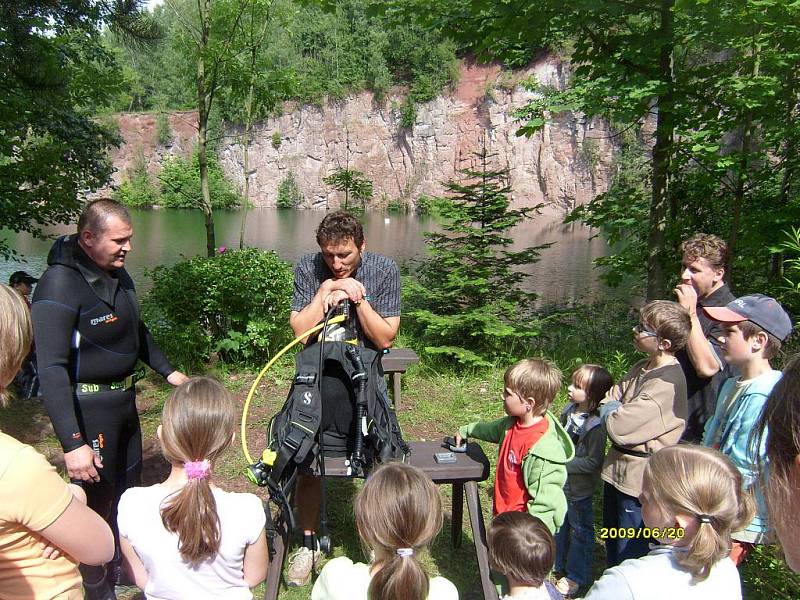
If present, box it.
[571,364,614,415]
[504,358,562,416]
[355,462,442,600]
[159,377,236,564]
[640,300,691,353]
[488,512,554,586]
[0,285,32,407]
[644,445,754,581]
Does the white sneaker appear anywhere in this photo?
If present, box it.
[286,546,321,587]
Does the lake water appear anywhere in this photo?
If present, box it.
[1,208,613,305]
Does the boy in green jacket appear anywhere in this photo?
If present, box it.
[455,358,575,534]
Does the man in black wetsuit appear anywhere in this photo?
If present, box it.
[32,199,188,599]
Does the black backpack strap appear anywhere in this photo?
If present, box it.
[267,363,321,485]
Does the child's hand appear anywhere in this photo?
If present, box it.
[454,432,463,447]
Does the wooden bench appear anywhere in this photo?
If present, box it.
[262,440,499,600]
[380,348,419,410]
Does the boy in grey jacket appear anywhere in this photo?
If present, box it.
[555,364,614,597]
[599,301,690,567]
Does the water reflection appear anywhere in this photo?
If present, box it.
[1,208,612,305]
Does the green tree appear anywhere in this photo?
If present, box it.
[404,148,550,367]
[158,152,242,209]
[395,0,800,302]
[0,1,157,258]
[323,167,373,210]
[276,171,304,208]
[163,0,254,256]
[143,247,294,367]
[113,147,159,207]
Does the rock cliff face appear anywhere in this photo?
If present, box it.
[106,55,619,213]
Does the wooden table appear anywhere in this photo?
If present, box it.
[380,348,419,410]
[262,440,498,600]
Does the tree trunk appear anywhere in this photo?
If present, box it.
[197,0,216,258]
[239,48,256,249]
[646,0,675,301]
[727,33,761,282]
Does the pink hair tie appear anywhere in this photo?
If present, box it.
[184,459,211,480]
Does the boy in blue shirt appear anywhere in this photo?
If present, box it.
[703,294,793,565]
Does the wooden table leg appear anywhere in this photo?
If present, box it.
[451,482,464,548]
[465,481,499,600]
[391,372,402,410]
[263,520,289,600]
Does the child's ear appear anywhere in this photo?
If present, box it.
[659,338,673,352]
[752,331,768,352]
[526,397,536,411]
[156,424,163,441]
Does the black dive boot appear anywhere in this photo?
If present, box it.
[81,564,117,600]
[83,578,117,600]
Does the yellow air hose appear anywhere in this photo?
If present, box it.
[240,315,346,465]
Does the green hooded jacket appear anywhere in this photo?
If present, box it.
[459,411,575,533]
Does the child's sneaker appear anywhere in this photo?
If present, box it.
[555,576,580,597]
[286,546,322,586]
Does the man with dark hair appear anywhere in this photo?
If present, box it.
[673,233,736,443]
[32,199,188,599]
[9,271,39,397]
[286,210,401,586]
[9,270,38,306]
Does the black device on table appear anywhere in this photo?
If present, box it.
[442,436,467,453]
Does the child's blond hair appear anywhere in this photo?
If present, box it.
[640,300,691,353]
[0,285,32,407]
[644,445,754,581]
[504,358,562,416]
[355,462,442,600]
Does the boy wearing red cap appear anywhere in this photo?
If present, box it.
[703,294,793,565]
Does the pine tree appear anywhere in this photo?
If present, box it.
[405,148,550,367]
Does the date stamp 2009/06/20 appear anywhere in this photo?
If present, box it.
[599,527,686,540]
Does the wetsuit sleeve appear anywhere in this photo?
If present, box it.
[32,268,85,453]
[137,321,175,379]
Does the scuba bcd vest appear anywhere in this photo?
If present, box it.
[266,340,408,483]
[255,331,409,552]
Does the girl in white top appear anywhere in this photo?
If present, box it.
[584,444,754,599]
[117,377,268,600]
[311,462,458,600]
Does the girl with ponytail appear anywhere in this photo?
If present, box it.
[117,377,268,599]
[584,444,754,599]
[311,462,458,600]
